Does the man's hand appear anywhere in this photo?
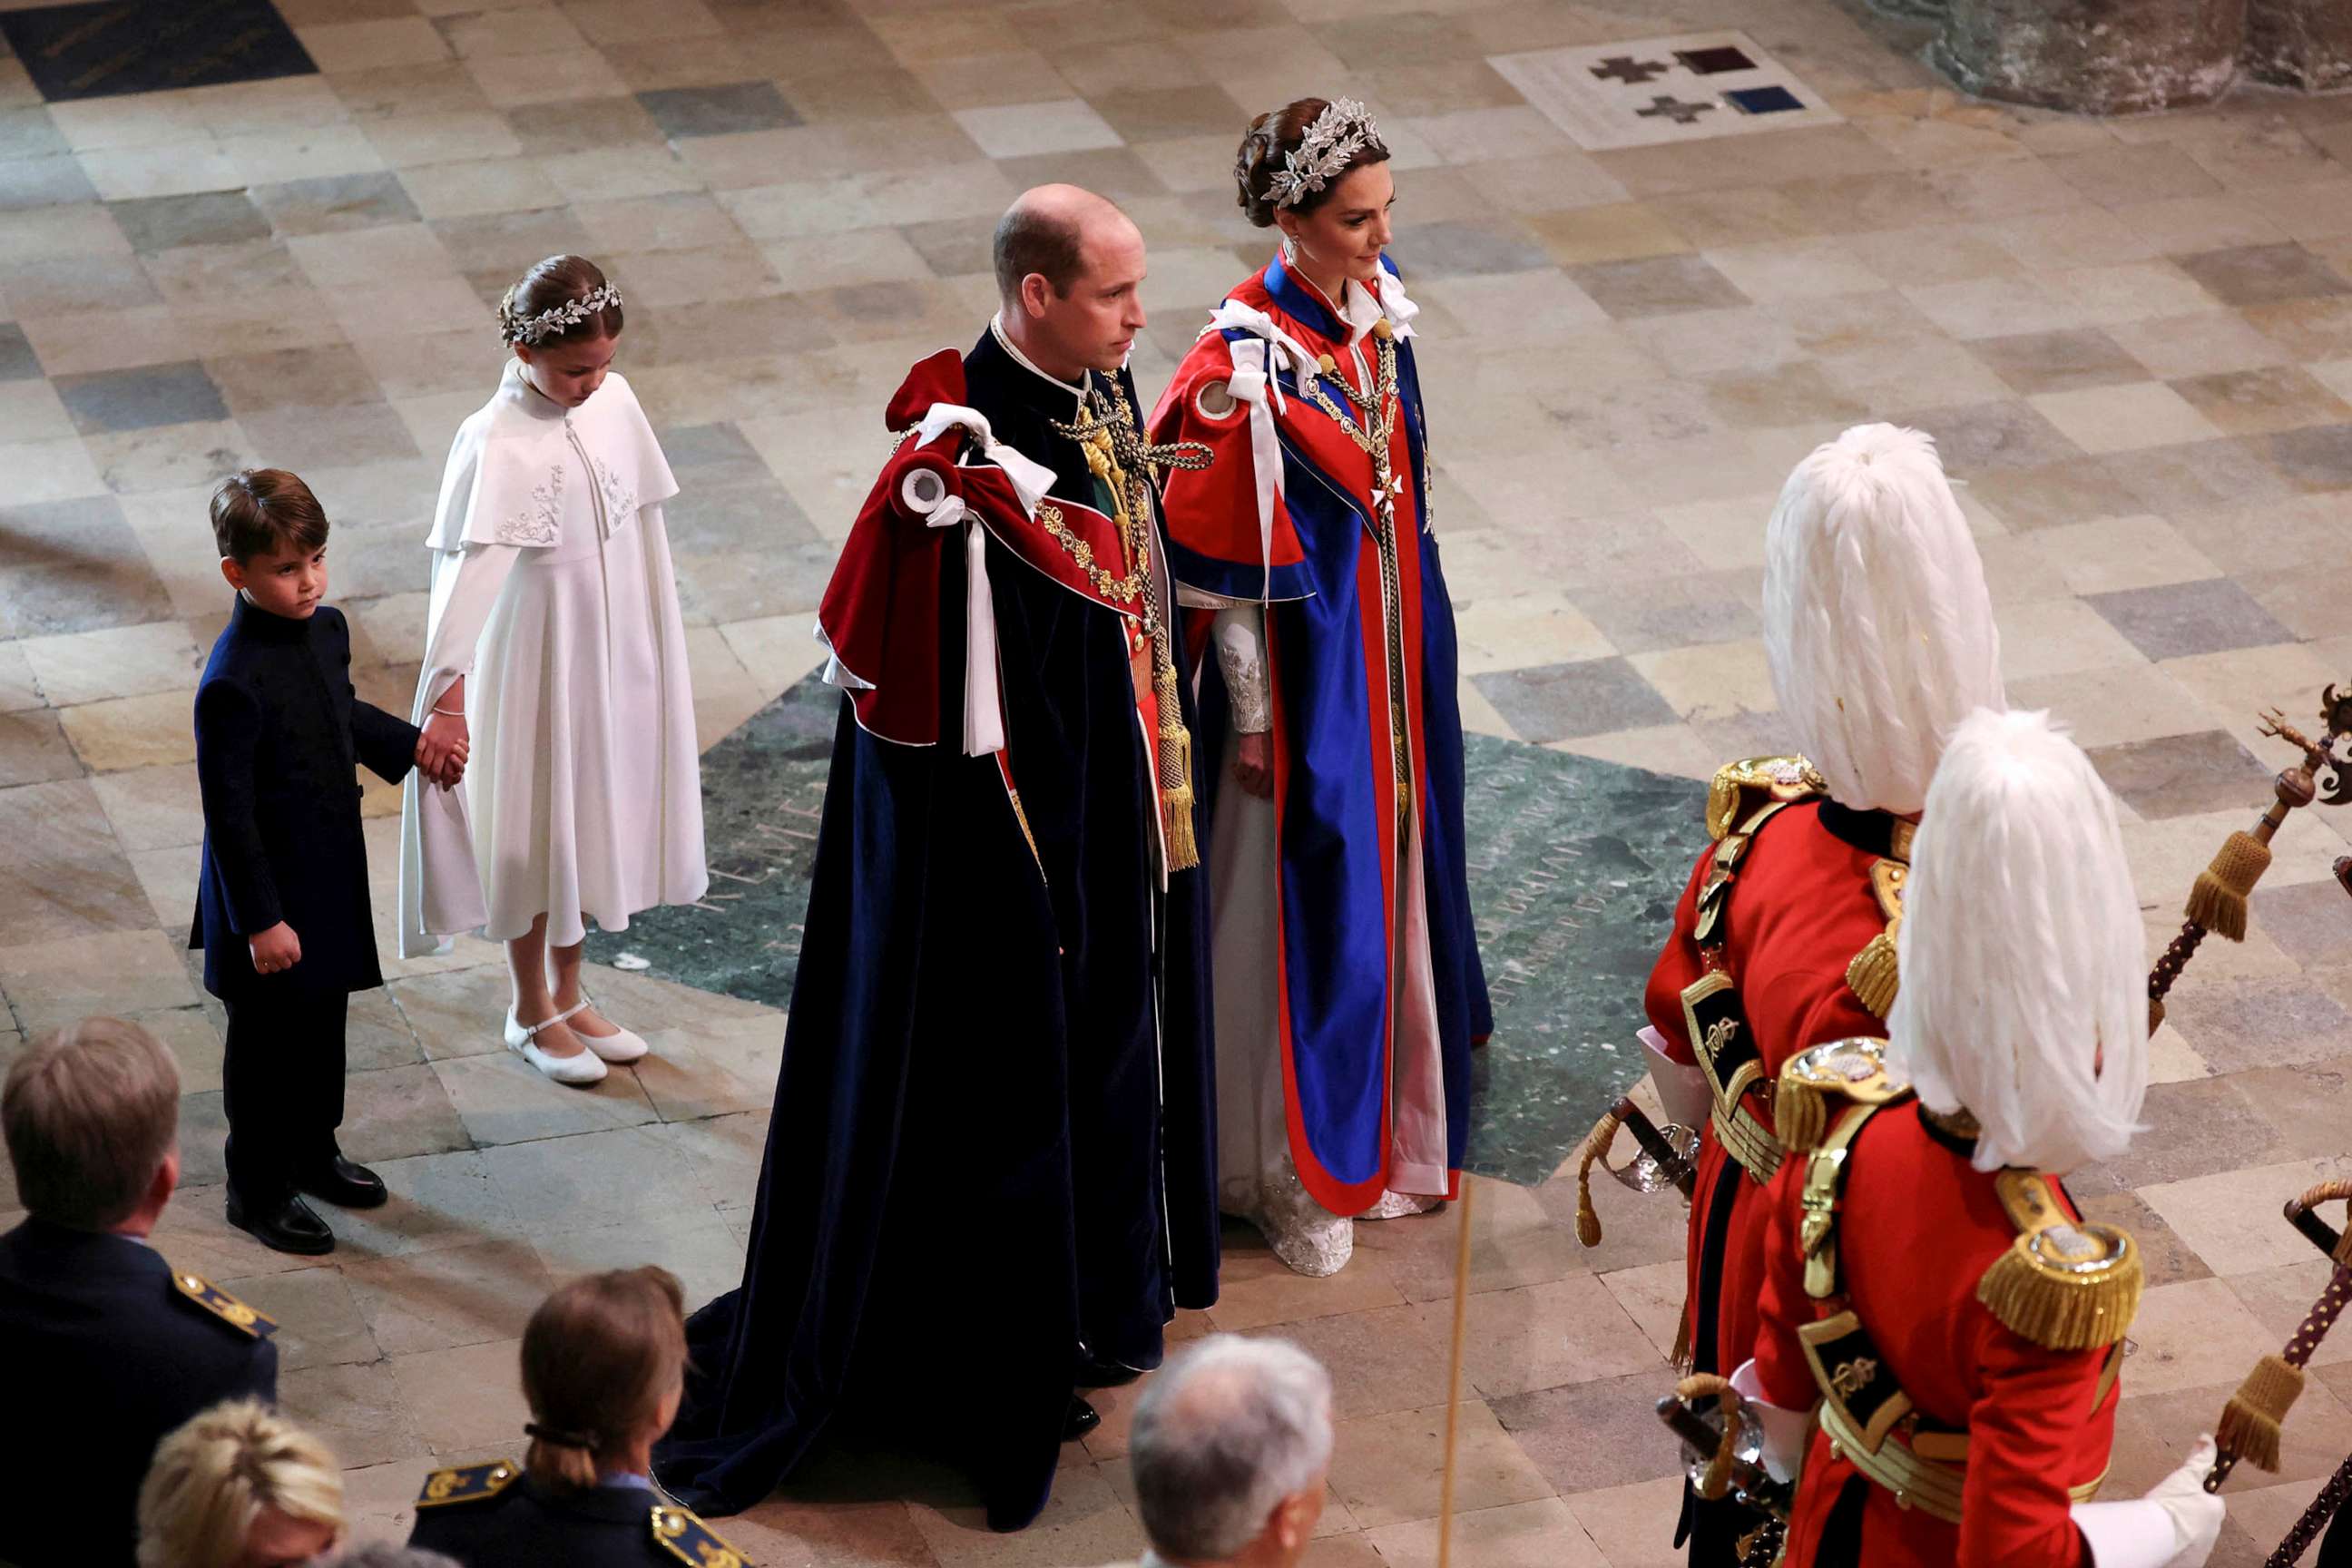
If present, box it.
[1234,730,1275,799]
[250,921,301,975]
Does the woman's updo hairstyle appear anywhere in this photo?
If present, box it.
[518,1265,686,1491]
[1234,96,1392,228]
[497,254,623,348]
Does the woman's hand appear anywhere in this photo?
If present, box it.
[1234,730,1275,799]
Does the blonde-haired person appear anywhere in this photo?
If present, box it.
[407,1267,747,1566]
[137,1397,344,1568]
[1637,423,2004,1568]
[1742,709,2221,1568]
[0,1017,277,1568]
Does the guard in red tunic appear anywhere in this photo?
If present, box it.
[1740,708,2224,1568]
[1638,425,2004,1565]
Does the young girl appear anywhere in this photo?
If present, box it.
[397,255,706,1086]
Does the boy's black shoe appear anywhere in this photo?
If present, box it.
[226,1191,335,1256]
[1074,1352,1142,1388]
[297,1154,387,1210]
[1063,1396,1100,1442]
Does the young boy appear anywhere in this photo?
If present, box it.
[192,470,464,1255]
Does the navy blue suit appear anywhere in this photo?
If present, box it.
[0,1219,279,1568]
[191,596,417,1202]
[410,1472,742,1566]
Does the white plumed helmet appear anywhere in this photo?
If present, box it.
[1762,423,2004,815]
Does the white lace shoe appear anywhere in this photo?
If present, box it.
[1357,1190,1441,1220]
[505,1004,607,1086]
[565,995,649,1063]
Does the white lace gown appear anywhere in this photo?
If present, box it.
[397,362,707,960]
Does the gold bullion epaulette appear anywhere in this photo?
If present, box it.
[1845,856,1908,1020]
[1705,755,1826,841]
[652,1503,751,1567]
[1775,1037,1909,1155]
[1977,1171,2141,1351]
[415,1459,519,1508]
[169,1268,277,1339]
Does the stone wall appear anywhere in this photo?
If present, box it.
[1933,0,2247,114]
[2244,0,2352,91]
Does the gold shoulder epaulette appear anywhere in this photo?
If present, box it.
[652,1504,751,1567]
[415,1459,519,1508]
[1845,859,1907,1020]
[1776,1038,1909,1154]
[1706,755,1826,840]
[169,1268,277,1339]
[1977,1171,2141,1351]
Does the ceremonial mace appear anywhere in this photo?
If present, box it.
[2200,1184,2352,1568]
[2147,685,2352,1034]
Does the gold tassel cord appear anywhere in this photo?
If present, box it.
[1673,1373,1741,1502]
[1776,1076,1828,1158]
[1572,1105,1626,1248]
[2185,829,2270,941]
[2215,1353,2303,1475]
[1845,929,1898,1021]
[1976,1233,2142,1351]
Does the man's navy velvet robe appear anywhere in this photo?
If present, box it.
[655,330,1219,1532]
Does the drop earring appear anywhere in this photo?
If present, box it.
[1279,232,1298,264]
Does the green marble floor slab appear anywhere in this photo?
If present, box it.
[588,676,1707,1184]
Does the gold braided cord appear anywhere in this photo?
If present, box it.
[1035,503,1144,607]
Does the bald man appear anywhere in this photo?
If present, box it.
[657,186,1220,1533]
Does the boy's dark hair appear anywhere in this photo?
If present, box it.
[210,470,329,564]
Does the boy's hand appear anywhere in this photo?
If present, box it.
[419,712,468,792]
[249,921,301,975]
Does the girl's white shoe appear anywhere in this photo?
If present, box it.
[505,1004,607,1086]
[566,995,649,1063]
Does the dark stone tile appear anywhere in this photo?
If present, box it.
[1903,398,2082,471]
[506,96,667,157]
[0,152,96,211]
[430,207,595,276]
[0,0,315,103]
[53,359,230,435]
[1701,360,1868,430]
[0,495,172,637]
[0,323,39,383]
[660,421,818,554]
[635,81,802,140]
[2173,242,2352,308]
[2086,730,2273,819]
[897,215,997,279]
[1967,457,2135,531]
[2161,975,2352,1072]
[2267,423,2352,492]
[1971,328,2147,396]
[672,537,838,622]
[1386,219,1553,279]
[2236,1058,2352,1159]
[2169,366,2352,436]
[1492,1371,1682,1493]
[2246,879,2352,968]
[2083,577,2296,662]
[1470,657,1681,743]
[204,345,385,416]
[6,251,157,315]
[346,987,425,1073]
[1565,253,1750,318]
[2072,1190,2210,1287]
[2102,436,2302,514]
[109,191,272,255]
[338,1063,471,1163]
[1090,85,1250,142]
[250,172,421,238]
[1564,571,1762,657]
[2068,1076,2288,1193]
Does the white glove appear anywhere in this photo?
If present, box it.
[1641,1025,1711,1130]
[2072,1436,2224,1568]
[1730,1359,1810,1485]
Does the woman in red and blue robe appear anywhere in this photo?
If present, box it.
[1150,96,1489,1276]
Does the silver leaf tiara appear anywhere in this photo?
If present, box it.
[1267,98,1382,211]
[500,282,623,346]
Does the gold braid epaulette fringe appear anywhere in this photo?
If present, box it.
[1846,859,1907,1021]
[1055,387,1211,872]
[1774,1038,1906,1156]
[1978,1171,2141,1350]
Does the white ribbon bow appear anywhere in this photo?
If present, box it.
[910,402,1054,517]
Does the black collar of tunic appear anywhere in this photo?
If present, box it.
[230,592,315,644]
[1817,799,1905,861]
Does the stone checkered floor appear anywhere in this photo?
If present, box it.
[9,0,2352,1562]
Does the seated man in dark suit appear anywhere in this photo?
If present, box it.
[0,1016,279,1568]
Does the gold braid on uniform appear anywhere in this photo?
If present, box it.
[1053,386,1211,871]
[1774,1038,1906,1157]
[1977,1171,2142,1351]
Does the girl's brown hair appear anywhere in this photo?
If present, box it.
[497,254,623,348]
[518,1266,686,1490]
[1233,97,1392,229]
